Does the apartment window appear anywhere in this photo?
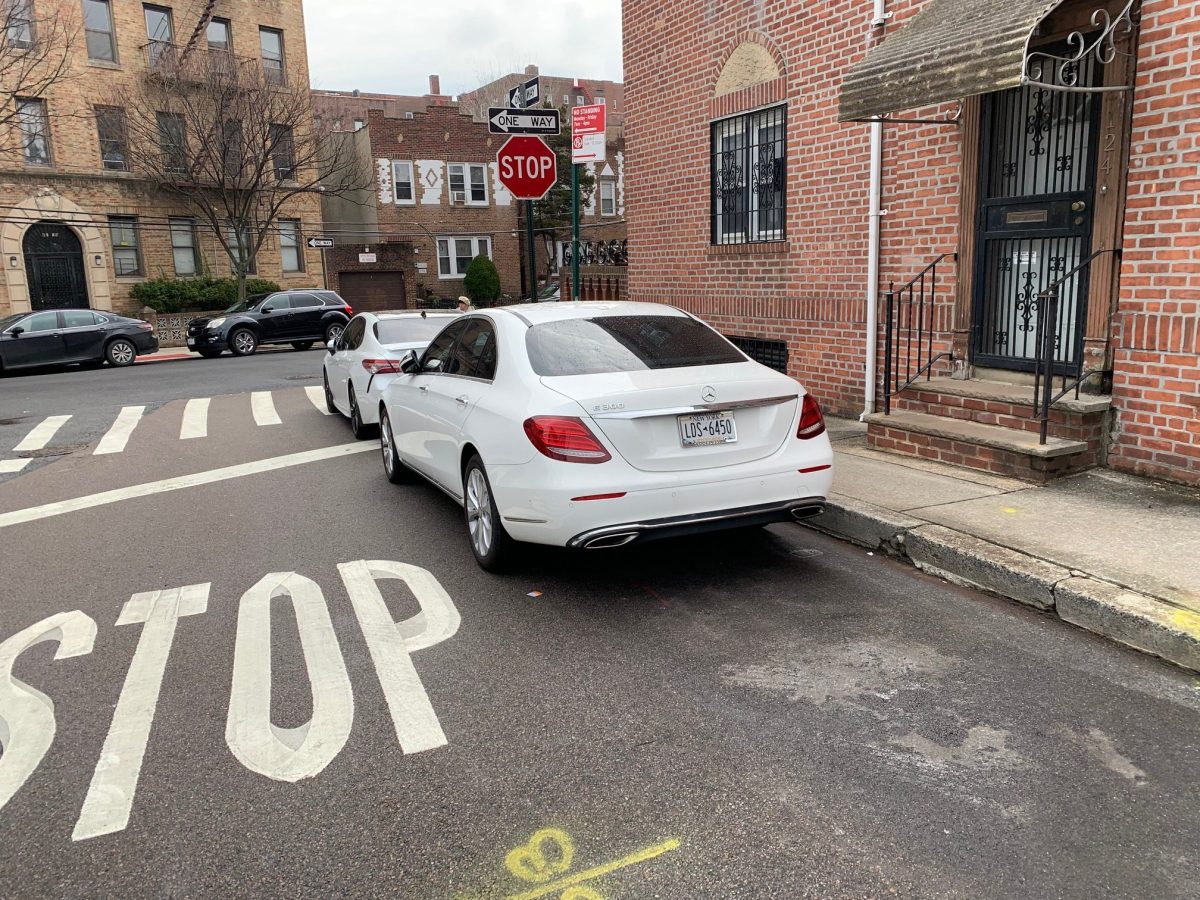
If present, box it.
[437,236,490,278]
[269,124,295,180]
[226,224,256,275]
[353,119,364,131]
[169,217,199,276]
[596,97,606,105]
[259,27,284,83]
[711,105,786,245]
[157,111,187,173]
[108,216,142,276]
[448,163,487,205]
[83,1,116,61]
[392,160,415,205]
[576,95,584,105]
[95,106,128,171]
[17,98,50,166]
[143,5,174,66]
[8,0,33,48]
[279,220,302,273]
[206,17,231,51]
[600,180,616,216]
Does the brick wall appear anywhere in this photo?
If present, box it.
[367,105,522,302]
[1107,0,1200,485]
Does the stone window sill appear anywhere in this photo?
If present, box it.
[706,240,789,258]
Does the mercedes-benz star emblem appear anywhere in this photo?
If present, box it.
[701,386,717,403]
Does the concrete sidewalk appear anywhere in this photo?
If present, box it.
[810,418,1200,672]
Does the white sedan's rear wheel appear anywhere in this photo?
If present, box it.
[380,409,412,485]
[463,456,514,571]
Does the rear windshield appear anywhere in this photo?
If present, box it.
[526,315,747,376]
[376,317,456,346]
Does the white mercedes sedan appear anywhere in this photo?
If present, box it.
[322,310,459,438]
[378,302,834,570]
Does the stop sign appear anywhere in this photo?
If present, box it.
[496,135,557,200]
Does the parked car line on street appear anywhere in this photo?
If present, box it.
[0,309,159,373]
[186,290,353,358]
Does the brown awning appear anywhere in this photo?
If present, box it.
[838,0,1064,122]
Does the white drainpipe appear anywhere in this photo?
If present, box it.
[860,0,889,420]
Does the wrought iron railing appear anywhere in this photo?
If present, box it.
[1032,247,1120,443]
[562,239,627,267]
[883,253,957,415]
[141,42,254,82]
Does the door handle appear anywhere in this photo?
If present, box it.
[419,385,429,393]
[455,395,469,405]
[1071,200,1087,212]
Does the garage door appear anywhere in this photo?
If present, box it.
[337,271,407,313]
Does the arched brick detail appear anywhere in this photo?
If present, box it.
[710,31,788,119]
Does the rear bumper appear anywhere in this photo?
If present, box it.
[567,497,826,549]
[135,333,160,354]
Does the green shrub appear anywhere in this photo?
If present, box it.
[131,276,283,313]
[462,256,501,306]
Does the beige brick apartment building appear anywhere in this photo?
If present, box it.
[0,0,323,320]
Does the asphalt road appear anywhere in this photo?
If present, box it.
[0,355,1197,899]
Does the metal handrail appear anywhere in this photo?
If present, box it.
[883,253,957,415]
[1032,247,1122,444]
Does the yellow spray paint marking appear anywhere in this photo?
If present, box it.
[1001,507,1022,515]
[500,827,680,900]
[1168,608,1200,639]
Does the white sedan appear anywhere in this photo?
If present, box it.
[322,310,459,438]
[378,302,834,570]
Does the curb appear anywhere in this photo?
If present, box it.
[807,498,1200,673]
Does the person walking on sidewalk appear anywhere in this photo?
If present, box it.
[457,296,474,312]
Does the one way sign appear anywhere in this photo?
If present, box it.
[488,107,561,136]
[306,236,334,249]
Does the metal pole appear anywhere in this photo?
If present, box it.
[883,289,894,416]
[320,247,328,290]
[526,199,537,303]
[571,162,580,302]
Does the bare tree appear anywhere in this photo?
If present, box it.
[0,0,77,154]
[108,47,371,300]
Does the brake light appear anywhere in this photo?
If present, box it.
[362,358,403,375]
[344,305,354,316]
[797,394,826,439]
[572,492,626,502]
[523,416,612,464]
[136,324,154,332]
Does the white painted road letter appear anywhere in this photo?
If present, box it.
[73,584,209,841]
[226,572,354,782]
[339,560,460,754]
[0,612,97,815]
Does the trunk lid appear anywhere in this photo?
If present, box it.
[542,364,799,472]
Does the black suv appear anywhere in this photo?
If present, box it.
[187,290,353,358]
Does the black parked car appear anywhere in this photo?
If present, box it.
[0,308,158,373]
[187,290,353,358]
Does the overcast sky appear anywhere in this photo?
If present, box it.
[304,1,624,96]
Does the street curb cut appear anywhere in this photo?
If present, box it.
[1057,577,1200,673]
[806,499,1200,673]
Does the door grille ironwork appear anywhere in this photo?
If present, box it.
[23,221,89,311]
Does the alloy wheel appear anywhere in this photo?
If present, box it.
[233,332,256,354]
[381,414,395,477]
[109,342,134,365]
[465,468,493,558]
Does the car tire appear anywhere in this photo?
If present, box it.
[105,338,137,368]
[324,322,346,346]
[379,409,413,485]
[229,329,258,356]
[323,369,338,415]
[291,341,314,351]
[463,455,515,572]
[348,386,376,439]
[198,349,222,359]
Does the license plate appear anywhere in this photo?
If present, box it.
[186,338,195,347]
[678,411,737,447]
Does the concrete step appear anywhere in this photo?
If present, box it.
[866,410,1088,457]
[911,377,1111,415]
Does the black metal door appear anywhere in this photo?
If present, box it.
[972,54,1101,373]
[23,222,89,311]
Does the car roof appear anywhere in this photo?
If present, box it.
[492,301,687,325]
[375,311,460,320]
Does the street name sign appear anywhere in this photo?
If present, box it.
[488,107,560,135]
[496,135,558,200]
[571,103,607,164]
[507,77,540,109]
[306,236,334,249]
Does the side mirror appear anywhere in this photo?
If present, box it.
[261,307,274,314]
[9,327,23,337]
[399,351,420,375]
[326,339,338,353]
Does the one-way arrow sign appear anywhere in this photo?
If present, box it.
[306,236,334,249]
[488,107,561,135]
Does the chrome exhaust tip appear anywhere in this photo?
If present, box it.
[790,505,824,521]
[583,532,640,550]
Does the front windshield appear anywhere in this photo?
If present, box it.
[0,313,26,332]
[223,295,267,314]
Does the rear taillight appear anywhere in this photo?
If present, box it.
[523,416,612,464]
[344,305,354,316]
[137,323,154,332]
[362,358,403,375]
[797,394,826,439]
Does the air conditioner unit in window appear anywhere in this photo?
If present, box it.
[450,191,467,204]
[404,112,414,119]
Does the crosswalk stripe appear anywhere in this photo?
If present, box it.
[14,415,71,452]
[251,392,281,427]
[180,398,210,440]
[305,386,332,415]
[0,458,32,474]
[95,406,145,456]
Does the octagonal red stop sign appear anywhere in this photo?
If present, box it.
[496,135,558,200]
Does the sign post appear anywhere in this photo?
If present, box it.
[570,104,607,302]
[307,236,334,289]
[495,135,558,304]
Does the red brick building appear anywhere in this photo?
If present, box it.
[623,0,1199,486]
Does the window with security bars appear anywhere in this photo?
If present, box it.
[711,106,786,245]
[727,335,788,373]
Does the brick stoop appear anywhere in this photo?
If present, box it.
[866,377,1114,483]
